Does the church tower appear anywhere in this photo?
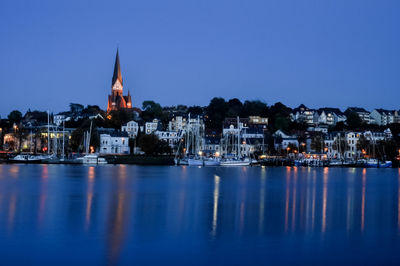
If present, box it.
[107,49,133,112]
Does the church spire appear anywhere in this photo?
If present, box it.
[112,48,123,87]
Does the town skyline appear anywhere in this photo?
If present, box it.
[1,0,400,117]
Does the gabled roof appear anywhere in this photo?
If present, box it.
[317,107,343,116]
[346,107,369,113]
[112,49,123,87]
[373,108,395,115]
[292,104,314,113]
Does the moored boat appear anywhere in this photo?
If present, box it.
[204,157,220,166]
[75,154,107,165]
[379,161,392,168]
[220,157,251,166]
[366,159,378,168]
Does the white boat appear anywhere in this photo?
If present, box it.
[9,154,42,163]
[220,157,251,166]
[379,161,392,168]
[366,159,378,168]
[329,159,343,167]
[76,154,107,165]
[188,158,204,166]
[204,157,220,166]
[175,158,189,165]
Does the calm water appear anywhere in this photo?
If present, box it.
[0,165,399,265]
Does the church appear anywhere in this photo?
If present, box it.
[107,49,133,112]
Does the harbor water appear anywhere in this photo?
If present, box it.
[0,164,399,265]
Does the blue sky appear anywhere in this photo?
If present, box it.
[0,0,399,117]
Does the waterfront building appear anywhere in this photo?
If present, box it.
[100,131,130,154]
[107,49,133,112]
[122,120,139,138]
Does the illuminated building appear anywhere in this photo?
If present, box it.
[107,49,133,112]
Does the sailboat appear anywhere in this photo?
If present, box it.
[220,117,251,166]
[74,119,107,165]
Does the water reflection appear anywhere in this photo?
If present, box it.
[0,165,399,264]
[211,175,220,238]
[85,167,95,231]
[106,165,131,265]
[322,167,328,233]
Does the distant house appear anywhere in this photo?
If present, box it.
[248,116,268,126]
[100,131,130,154]
[370,109,395,126]
[121,120,139,138]
[317,108,346,126]
[291,104,317,125]
[345,107,371,124]
[273,129,299,149]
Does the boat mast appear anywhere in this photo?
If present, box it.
[47,111,50,154]
[62,119,65,160]
[237,116,240,157]
[86,120,93,154]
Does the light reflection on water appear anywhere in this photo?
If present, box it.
[0,164,399,264]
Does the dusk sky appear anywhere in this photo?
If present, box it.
[1,0,399,117]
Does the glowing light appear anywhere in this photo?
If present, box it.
[215,152,220,157]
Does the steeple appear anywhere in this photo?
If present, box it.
[111,48,123,87]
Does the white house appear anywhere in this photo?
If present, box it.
[291,104,317,125]
[168,116,187,132]
[145,119,160,134]
[122,120,139,138]
[273,130,299,149]
[100,132,130,154]
[154,130,181,148]
[317,108,346,126]
[53,113,67,126]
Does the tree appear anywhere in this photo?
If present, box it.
[310,134,325,153]
[104,109,133,129]
[241,100,269,117]
[187,106,204,116]
[138,134,159,155]
[356,135,370,155]
[69,103,84,114]
[205,97,228,131]
[346,111,363,129]
[141,101,163,121]
[69,119,100,152]
[268,102,291,131]
[376,139,398,161]
[226,98,243,117]
[332,134,349,158]
[8,110,22,124]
